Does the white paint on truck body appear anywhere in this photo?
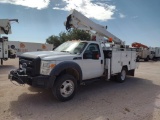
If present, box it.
[0,41,8,59]
[155,47,160,58]
[148,47,160,58]
[130,51,137,69]
[0,19,11,34]
[0,42,2,58]
[111,50,137,74]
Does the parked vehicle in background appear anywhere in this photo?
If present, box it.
[0,19,18,65]
[153,47,160,59]
[132,42,155,61]
[8,41,53,57]
[0,19,53,65]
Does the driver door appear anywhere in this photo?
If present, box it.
[81,43,104,80]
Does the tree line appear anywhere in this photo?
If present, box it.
[46,29,91,48]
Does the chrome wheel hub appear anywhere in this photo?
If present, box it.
[121,70,126,80]
[60,80,74,97]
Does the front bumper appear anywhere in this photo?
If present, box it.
[8,69,56,88]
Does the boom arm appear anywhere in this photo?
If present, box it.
[65,9,125,46]
[0,19,18,35]
[132,42,148,49]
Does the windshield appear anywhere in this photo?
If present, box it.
[54,41,88,54]
[135,48,142,52]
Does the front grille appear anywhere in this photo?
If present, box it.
[19,57,41,76]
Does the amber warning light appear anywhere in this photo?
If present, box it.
[107,38,113,43]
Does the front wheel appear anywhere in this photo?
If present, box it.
[52,74,77,102]
[116,68,127,83]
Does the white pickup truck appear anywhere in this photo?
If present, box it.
[9,40,138,101]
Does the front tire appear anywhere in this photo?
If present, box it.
[116,68,127,83]
[52,74,77,102]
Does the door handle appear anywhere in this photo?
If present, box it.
[101,60,103,64]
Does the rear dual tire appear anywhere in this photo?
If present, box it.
[144,56,149,61]
[116,68,127,83]
[136,56,140,62]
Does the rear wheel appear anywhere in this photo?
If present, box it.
[144,56,149,61]
[116,68,127,83]
[136,56,140,62]
[52,74,77,102]
[3,58,8,61]
[1,59,3,65]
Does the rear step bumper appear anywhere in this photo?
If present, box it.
[8,69,56,88]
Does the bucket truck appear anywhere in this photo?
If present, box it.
[154,47,160,59]
[8,9,138,101]
[0,19,18,65]
[132,42,155,61]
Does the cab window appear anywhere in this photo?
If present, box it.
[83,43,100,59]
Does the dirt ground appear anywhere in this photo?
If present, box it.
[0,58,160,120]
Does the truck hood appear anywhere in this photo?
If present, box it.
[20,51,79,60]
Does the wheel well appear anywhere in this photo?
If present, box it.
[123,65,128,71]
[57,68,80,84]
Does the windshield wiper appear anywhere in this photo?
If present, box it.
[61,50,70,53]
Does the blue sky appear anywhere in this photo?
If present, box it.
[0,0,160,47]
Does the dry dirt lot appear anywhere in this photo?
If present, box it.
[0,58,160,120]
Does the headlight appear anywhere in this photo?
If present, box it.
[42,62,50,68]
[42,62,56,68]
[40,61,56,75]
[41,61,56,69]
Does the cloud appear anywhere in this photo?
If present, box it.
[0,0,50,10]
[53,0,116,21]
[119,13,126,18]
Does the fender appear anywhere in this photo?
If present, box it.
[50,61,82,82]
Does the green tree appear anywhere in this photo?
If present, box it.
[46,29,91,48]
[68,29,91,40]
[46,35,61,47]
[59,32,68,43]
